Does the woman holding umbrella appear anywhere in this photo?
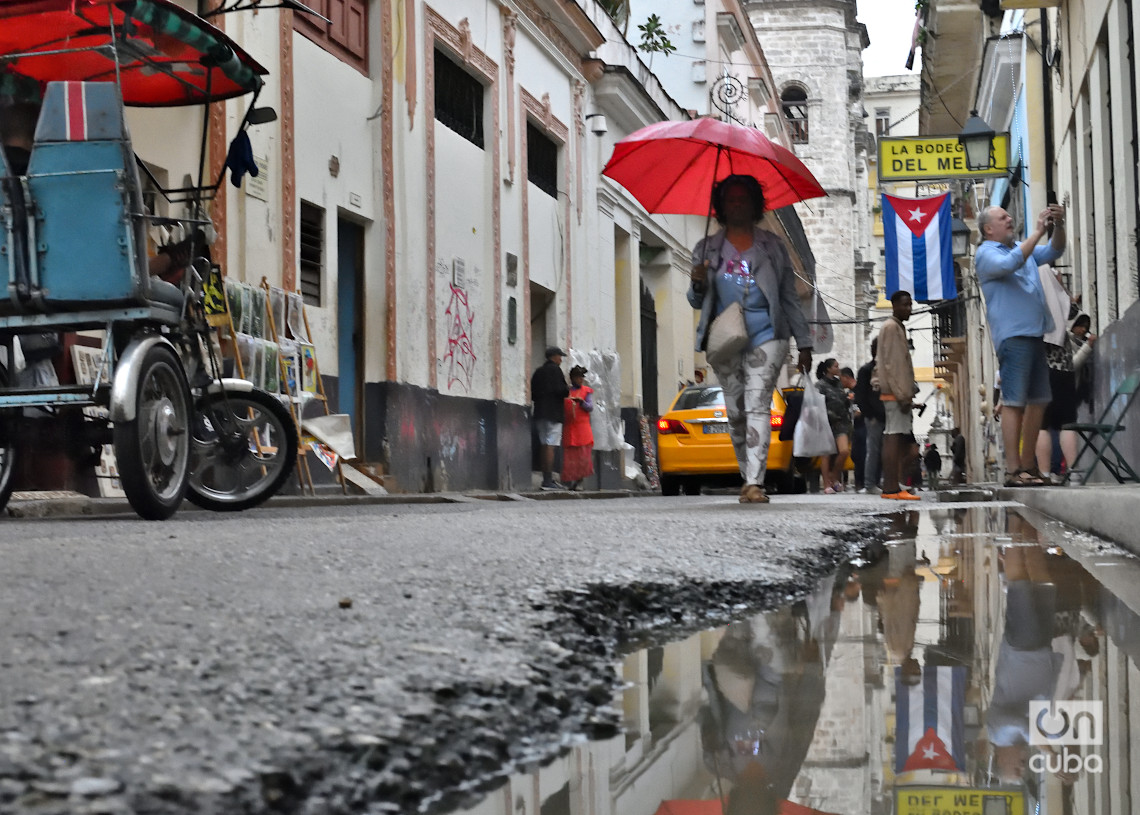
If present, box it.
[689,174,813,504]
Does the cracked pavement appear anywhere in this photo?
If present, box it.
[0,493,890,814]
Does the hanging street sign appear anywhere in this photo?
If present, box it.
[877,134,1011,181]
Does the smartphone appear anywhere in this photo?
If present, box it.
[1046,190,1057,236]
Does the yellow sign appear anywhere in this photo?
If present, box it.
[878,134,1010,181]
[895,786,1026,815]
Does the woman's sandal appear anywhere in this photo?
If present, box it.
[1004,469,1047,487]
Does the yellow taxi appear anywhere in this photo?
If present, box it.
[656,385,852,495]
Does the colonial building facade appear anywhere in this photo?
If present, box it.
[129,0,731,493]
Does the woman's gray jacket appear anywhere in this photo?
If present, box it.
[687,228,814,354]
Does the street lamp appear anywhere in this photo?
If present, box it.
[958,110,996,172]
[951,217,971,258]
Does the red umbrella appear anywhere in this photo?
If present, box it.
[601,117,826,215]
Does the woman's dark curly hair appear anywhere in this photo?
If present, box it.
[711,174,766,225]
[569,365,588,380]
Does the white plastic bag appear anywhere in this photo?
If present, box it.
[793,377,837,458]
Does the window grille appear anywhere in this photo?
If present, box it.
[434,49,485,149]
[299,201,324,306]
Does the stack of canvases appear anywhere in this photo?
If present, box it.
[223,281,318,404]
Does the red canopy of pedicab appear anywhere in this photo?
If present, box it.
[602,117,827,215]
[0,0,268,106]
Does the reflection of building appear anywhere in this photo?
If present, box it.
[794,575,875,812]
[459,583,846,815]
[461,507,1140,815]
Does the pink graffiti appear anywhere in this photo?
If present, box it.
[444,283,477,391]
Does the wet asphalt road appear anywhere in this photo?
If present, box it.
[1,493,895,814]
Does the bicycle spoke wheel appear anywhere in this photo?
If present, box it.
[187,387,297,512]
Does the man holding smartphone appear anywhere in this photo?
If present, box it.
[975,201,1067,487]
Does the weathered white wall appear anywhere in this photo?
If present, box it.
[434,127,495,399]
[292,35,380,375]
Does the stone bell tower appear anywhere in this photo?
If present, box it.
[745,0,875,368]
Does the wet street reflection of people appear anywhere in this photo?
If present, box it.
[986,514,1102,791]
[698,578,844,814]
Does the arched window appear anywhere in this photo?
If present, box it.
[781,86,809,144]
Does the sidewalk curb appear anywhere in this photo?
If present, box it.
[4,488,642,519]
[999,484,1140,556]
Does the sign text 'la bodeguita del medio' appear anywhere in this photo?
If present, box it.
[878,134,1011,182]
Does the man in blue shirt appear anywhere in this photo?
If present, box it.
[975,202,1067,486]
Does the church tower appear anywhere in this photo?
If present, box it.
[746,0,875,367]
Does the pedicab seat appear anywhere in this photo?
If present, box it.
[15,81,181,316]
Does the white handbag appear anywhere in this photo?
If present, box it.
[705,301,748,368]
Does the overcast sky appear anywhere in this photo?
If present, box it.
[857,1,923,78]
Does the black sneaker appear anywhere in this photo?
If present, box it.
[540,481,564,491]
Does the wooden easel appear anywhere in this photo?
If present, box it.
[260,277,345,494]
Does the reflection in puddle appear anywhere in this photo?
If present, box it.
[452,507,1139,815]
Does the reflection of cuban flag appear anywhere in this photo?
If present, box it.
[882,192,957,302]
[895,666,966,773]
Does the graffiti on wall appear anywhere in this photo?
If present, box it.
[443,282,477,391]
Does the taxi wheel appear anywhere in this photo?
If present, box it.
[660,475,682,496]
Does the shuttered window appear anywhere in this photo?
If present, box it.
[434,49,484,149]
[294,0,368,75]
[299,201,324,307]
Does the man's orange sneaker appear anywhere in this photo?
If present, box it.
[881,491,921,501]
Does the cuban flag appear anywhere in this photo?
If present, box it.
[882,192,957,302]
[895,665,966,773]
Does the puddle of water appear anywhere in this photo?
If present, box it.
[447,506,1140,815]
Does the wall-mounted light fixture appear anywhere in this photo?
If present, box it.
[584,113,608,136]
[951,217,971,258]
[958,110,996,173]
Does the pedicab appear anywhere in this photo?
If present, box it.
[0,0,298,519]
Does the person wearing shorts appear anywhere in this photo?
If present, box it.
[876,291,920,501]
[531,346,569,490]
[975,203,1067,486]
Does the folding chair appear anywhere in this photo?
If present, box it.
[1064,371,1140,484]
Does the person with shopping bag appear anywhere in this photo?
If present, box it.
[877,290,921,501]
[814,358,853,494]
[688,175,813,504]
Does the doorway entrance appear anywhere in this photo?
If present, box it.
[336,217,364,443]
